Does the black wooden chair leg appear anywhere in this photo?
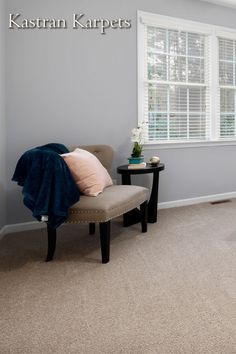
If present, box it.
[140,201,148,233]
[46,225,57,262]
[99,221,110,264]
[89,223,96,235]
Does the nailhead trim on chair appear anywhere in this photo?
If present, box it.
[65,194,148,224]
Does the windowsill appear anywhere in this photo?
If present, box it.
[143,139,236,150]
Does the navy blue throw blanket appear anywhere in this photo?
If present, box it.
[12,143,80,229]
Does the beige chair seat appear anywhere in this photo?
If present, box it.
[67,185,149,223]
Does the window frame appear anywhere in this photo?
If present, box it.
[138,10,236,148]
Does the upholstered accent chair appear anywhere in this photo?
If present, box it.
[46,145,149,264]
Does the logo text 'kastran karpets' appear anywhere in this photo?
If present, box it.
[9,13,132,34]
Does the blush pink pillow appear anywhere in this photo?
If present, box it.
[61,148,113,196]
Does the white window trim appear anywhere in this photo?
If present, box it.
[138,10,236,147]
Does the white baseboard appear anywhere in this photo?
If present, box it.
[158,191,236,209]
[0,191,236,237]
[0,225,7,240]
[0,221,45,239]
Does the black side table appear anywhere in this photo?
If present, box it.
[117,163,165,225]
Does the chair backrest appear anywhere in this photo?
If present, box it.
[71,145,114,175]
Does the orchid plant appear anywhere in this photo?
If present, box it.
[130,120,148,157]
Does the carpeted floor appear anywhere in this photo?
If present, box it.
[1,201,236,354]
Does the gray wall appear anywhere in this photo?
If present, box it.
[5,0,236,224]
[0,0,6,229]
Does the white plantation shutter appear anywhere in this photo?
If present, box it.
[145,26,210,142]
[218,37,236,138]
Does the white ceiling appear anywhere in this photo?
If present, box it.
[200,0,236,8]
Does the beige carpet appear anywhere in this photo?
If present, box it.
[1,201,236,354]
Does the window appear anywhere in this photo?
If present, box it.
[138,11,236,145]
[219,38,236,138]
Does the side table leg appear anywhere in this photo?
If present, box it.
[148,171,159,223]
[122,174,131,185]
[122,173,138,227]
